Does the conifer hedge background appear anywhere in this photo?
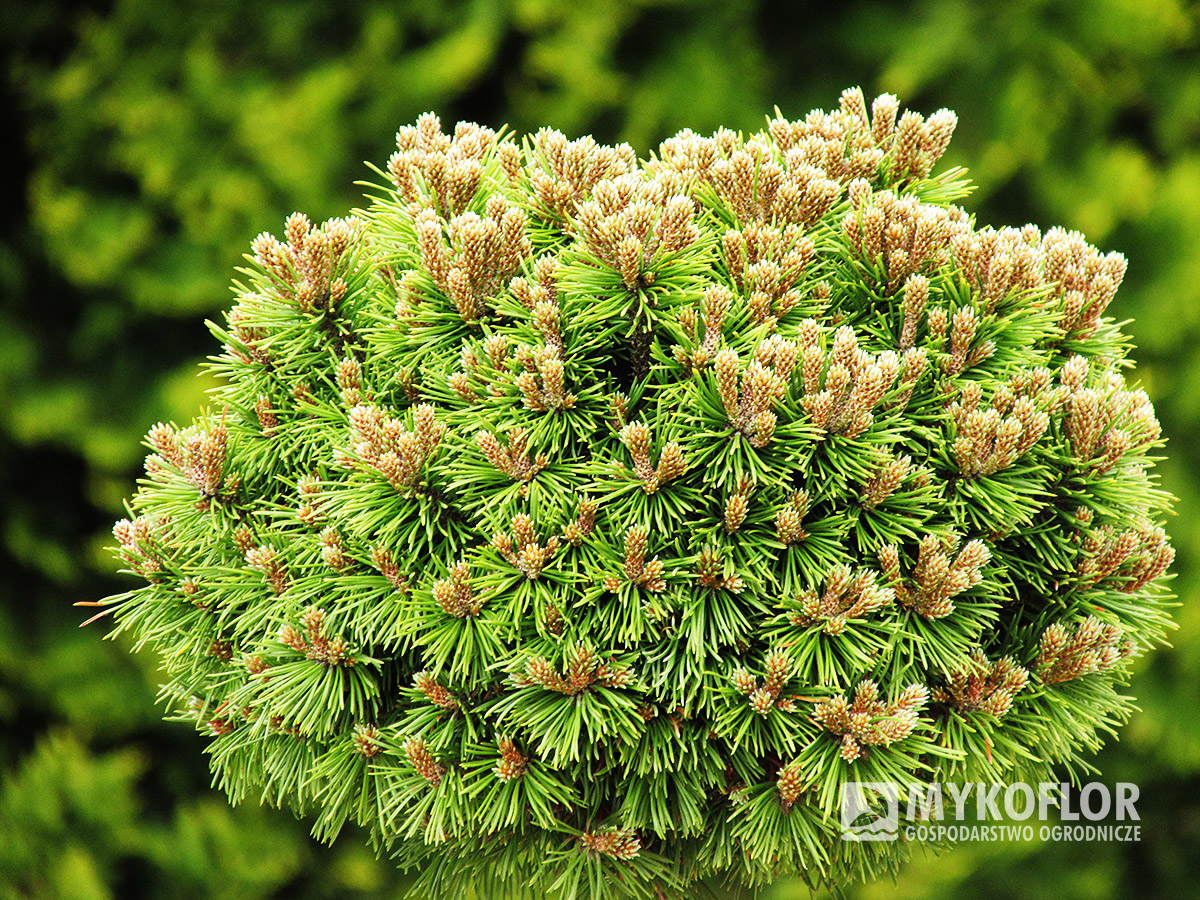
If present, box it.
[2,1,1198,897]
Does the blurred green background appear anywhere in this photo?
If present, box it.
[3,0,1199,897]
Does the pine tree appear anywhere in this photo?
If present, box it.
[98,88,1176,899]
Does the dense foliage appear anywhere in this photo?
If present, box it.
[103,91,1174,899]
[6,2,1200,899]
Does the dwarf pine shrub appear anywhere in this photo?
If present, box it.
[102,88,1176,898]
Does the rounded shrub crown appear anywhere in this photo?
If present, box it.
[105,87,1175,899]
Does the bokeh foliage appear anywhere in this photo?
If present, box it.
[2,0,1198,897]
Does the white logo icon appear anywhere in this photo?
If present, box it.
[841,782,899,841]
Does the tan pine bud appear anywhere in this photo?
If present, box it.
[724,492,749,533]
[495,737,527,781]
[353,724,382,758]
[415,672,460,710]
[404,737,445,786]
[579,828,641,860]
[778,761,805,808]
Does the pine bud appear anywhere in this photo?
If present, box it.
[353,725,382,758]
[404,737,445,786]
[495,737,527,781]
